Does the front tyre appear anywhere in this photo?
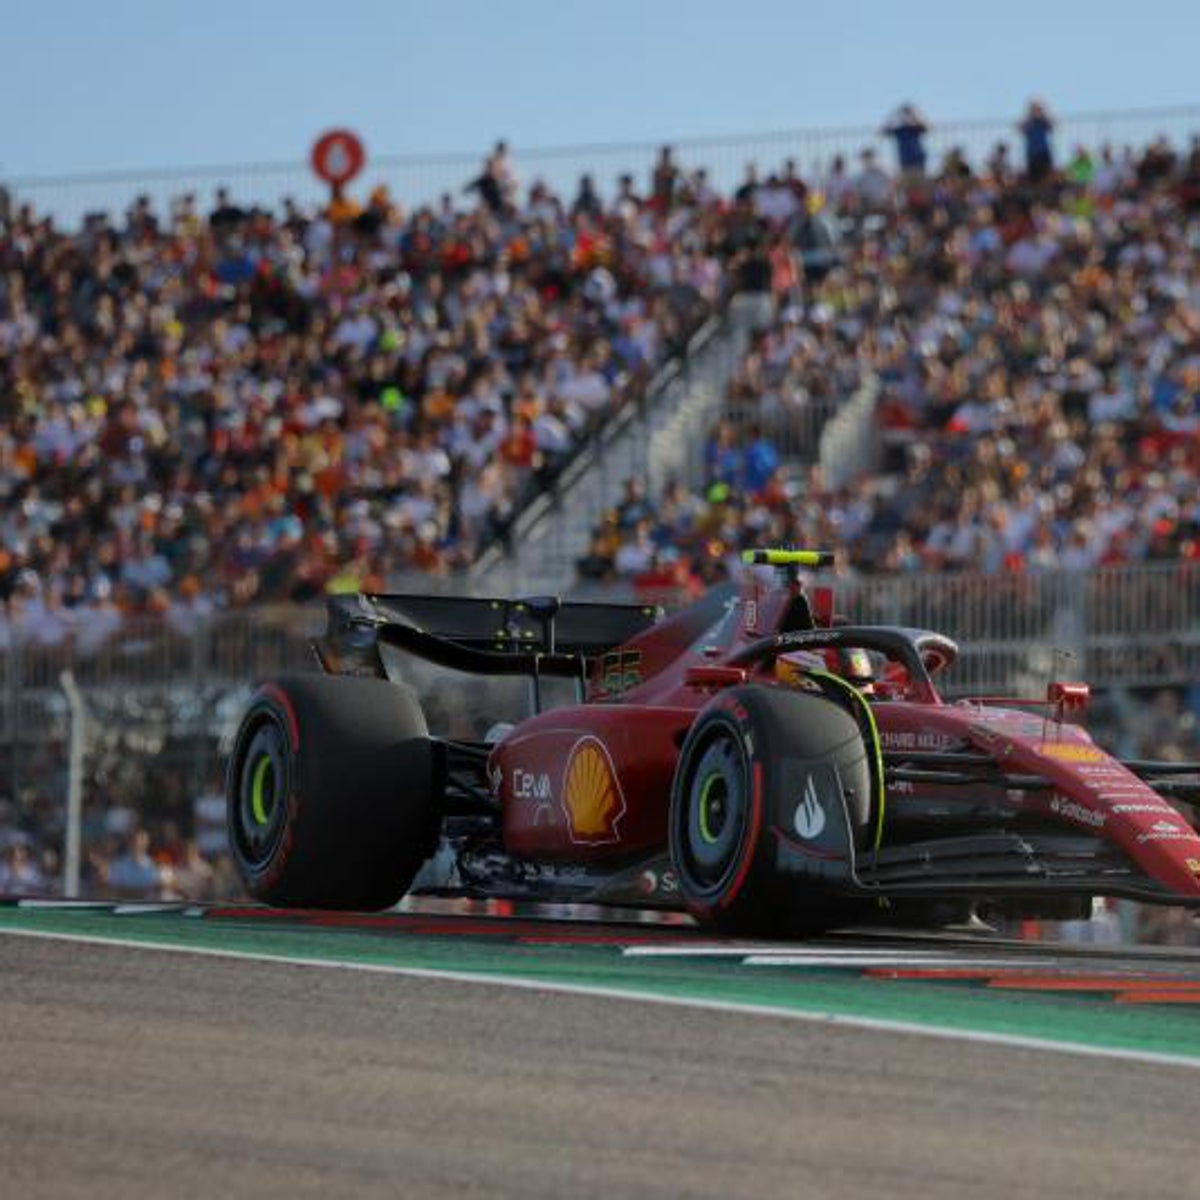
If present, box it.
[227,674,439,910]
[669,686,872,938]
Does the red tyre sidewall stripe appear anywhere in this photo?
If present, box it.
[259,682,301,752]
[717,760,763,911]
[247,683,301,892]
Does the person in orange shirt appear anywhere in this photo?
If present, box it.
[324,181,361,224]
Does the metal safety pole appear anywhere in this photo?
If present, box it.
[59,670,86,897]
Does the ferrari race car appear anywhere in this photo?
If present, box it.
[226,550,1200,935]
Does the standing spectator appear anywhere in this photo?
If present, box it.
[464,145,508,214]
[742,424,780,494]
[1020,100,1056,181]
[491,138,519,205]
[853,147,892,210]
[986,140,1014,183]
[1180,135,1200,211]
[824,154,856,212]
[571,173,603,219]
[734,162,760,204]
[883,103,929,177]
[651,144,681,210]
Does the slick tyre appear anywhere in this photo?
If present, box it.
[227,674,440,910]
[668,685,872,938]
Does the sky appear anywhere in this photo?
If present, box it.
[4,0,1200,180]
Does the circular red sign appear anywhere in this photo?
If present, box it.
[310,129,366,186]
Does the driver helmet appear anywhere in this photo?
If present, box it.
[825,646,875,690]
[775,646,875,691]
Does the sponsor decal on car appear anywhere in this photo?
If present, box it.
[1110,802,1172,814]
[1136,820,1199,844]
[1077,767,1140,785]
[793,774,827,840]
[1042,742,1105,763]
[638,867,680,897]
[561,735,627,844]
[880,730,961,752]
[512,766,553,824]
[512,768,549,800]
[1188,858,1200,875]
[596,649,644,698]
[1049,796,1106,829]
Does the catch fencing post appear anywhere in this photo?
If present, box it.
[59,669,87,898]
[5,642,18,807]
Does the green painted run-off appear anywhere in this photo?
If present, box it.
[2,906,1200,1062]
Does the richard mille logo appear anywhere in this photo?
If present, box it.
[794,775,826,840]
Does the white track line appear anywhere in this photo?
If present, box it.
[623,944,861,957]
[622,944,1024,961]
[111,904,187,916]
[624,945,1029,968]
[1,925,1198,1072]
[740,955,1025,969]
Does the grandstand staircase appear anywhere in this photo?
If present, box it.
[470,294,774,597]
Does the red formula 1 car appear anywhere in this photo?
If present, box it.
[226,550,1200,935]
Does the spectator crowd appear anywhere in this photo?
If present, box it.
[1,141,726,649]
[2,103,1200,943]
[5,107,1200,645]
[582,110,1200,590]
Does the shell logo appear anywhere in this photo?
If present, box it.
[1042,742,1104,763]
[561,736,626,844]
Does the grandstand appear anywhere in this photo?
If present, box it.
[586,128,1200,590]
[2,108,1198,925]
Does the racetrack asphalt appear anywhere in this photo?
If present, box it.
[2,933,1197,1199]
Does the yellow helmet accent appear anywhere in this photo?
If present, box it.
[741,549,834,568]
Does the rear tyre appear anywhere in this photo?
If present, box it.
[227,674,440,910]
[669,686,872,938]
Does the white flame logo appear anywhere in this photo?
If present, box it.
[794,774,826,840]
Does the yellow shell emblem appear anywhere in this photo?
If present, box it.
[1042,742,1104,763]
[562,737,626,843]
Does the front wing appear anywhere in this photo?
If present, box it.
[774,749,1200,907]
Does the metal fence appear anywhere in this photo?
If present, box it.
[0,607,321,821]
[1,561,1196,856]
[839,563,1200,696]
[471,295,760,595]
[568,561,1200,696]
[8,105,1200,226]
[2,560,1195,718]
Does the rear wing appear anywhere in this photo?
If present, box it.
[317,592,663,684]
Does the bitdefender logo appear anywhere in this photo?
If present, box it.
[794,775,826,840]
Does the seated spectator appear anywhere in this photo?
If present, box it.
[585,123,1200,590]
[0,842,47,895]
[106,830,161,896]
[0,152,726,641]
